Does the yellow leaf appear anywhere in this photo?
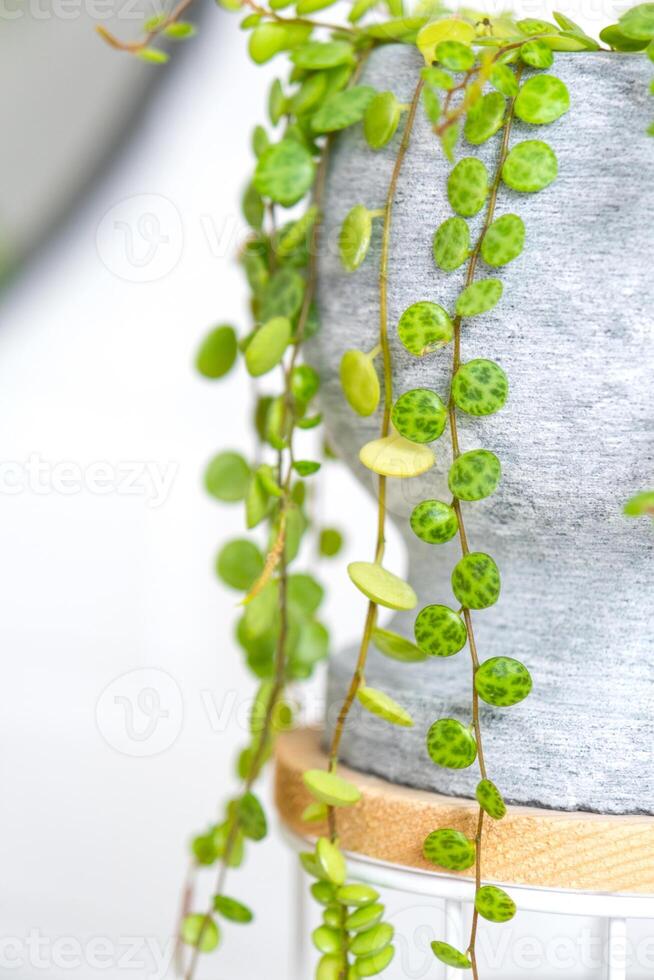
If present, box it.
[416,18,475,64]
[359,432,435,477]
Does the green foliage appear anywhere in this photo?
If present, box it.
[433,216,470,271]
[476,778,507,819]
[514,74,570,124]
[410,499,459,544]
[475,656,533,706]
[475,885,517,922]
[456,279,503,317]
[205,452,251,502]
[312,86,376,133]
[347,561,418,610]
[520,38,554,67]
[397,301,453,355]
[452,359,509,416]
[431,941,472,969]
[414,604,467,657]
[502,140,558,192]
[339,205,373,271]
[391,388,447,443]
[451,552,501,609]
[364,91,402,149]
[181,914,220,952]
[216,539,263,591]
[464,92,506,145]
[449,450,502,501]
[340,349,380,416]
[196,324,238,378]
[426,717,477,768]
[357,686,414,726]
[245,316,291,376]
[372,627,427,662]
[303,769,362,807]
[481,214,525,267]
[447,158,489,217]
[213,895,254,923]
[423,828,476,870]
[254,139,316,206]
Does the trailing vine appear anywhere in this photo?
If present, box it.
[100,3,653,979]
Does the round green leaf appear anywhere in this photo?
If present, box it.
[397,302,454,356]
[239,791,268,840]
[316,954,342,980]
[423,828,475,870]
[196,325,237,379]
[213,895,253,923]
[340,349,380,416]
[364,91,402,149]
[292,40,354,69]
[447,157,489,217]
[350,922,394,957]
[624,490,654,517]
[618,3,654,40]
[357,686,414,727]
[339,205,373,272]
[490,63,518,98]
[205,452,251,502]
[433,216,470,271]
[391,388,447,443]
[312,85,376,133]
[410,499,458,544]
[431,941,472,969]
[346,903,385,933]
[456,279,503,317]
[245,316,291,377]
[436,39,474,70]
[452,358,509,416]
[448,449,501,501]
[248,22,312,64]
[312,925,341,954]
[356,944,395,976]
[520,38,554,67]
[181,914,220,952]
[599,23,650,50]
[426,717,477,769]
[481,214,525,267]
[475,656,532,706]
[319,528,343,556]
[348,561,417,610]
[311,881,336,905]
[290,72,328,115]
[336,884,379,906]
[216,539,263,591]
[291,364,320,404]
[516,17,558,33]
[475,885,517,922]
[514,74,570,124]
[316,837,346,885]
[259,267,305,320]
[303,769,362,807]
[417,18,475,62]
[254,139,316,207]
[476,778,507,819]
[372,627,426,662]
[414,604,467,657]
[464,92,506,144]
[452,552,501,609]
[502,140,558,193]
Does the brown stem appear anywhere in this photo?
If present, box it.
[97,0,196,52]
[243,0,359,35]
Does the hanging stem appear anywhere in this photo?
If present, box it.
[448,67,523,980]
[326,75,425,841]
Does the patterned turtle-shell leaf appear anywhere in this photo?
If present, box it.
[433,217,470,272]
[423,828,476,870]
[456,278,503,317]
[426,717,477,769]
[464,91,506,144]
[447,157,489,217]
[481,214,525,267]
[451,552,501,609]
[431,941,472,969]
[448,449,502,501]
[514,74,570,125]
[476,778,507,820]
[475,656,533,706]
[398,302,454,356]
[391,388,448,444]
[475,885,517,923]
[414,604,467,657]
[410,499,459,544]
[502,140,558,193]
[451,359,508,416]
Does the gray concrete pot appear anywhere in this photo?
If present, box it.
[310,47,654,814]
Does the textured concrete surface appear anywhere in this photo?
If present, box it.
[310,48,654,814]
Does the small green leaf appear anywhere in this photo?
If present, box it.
[422,66,454,90]
[476,778,507,819]
[205,451,250,502]
[398,301,454,355]
[292,40,354,69]
[213,895,253,923]
[414,604,467,657]
[372,627,426,662]
[456,279,503,317]
[391,388,447,443]
[516,17,558,34]
[618,3,654,40]
[410,499,459,544]
[245,317,291,377]
[311,881,336,904]
[520,38,554,67]
[312,925,341,954]
[502,140,558,193]
[514,74,570,124]
[336,883,379,906]
[242,182,265,229]
[357,686,414,726]
[319,528,343,557]
[181,914,220,952]
[475,885,517,922]
[422,84,441,124]
[164,21,196,39]
[433,216,470,272]
[452,552,501,609]
[426,717,477,768]
[316,837,347,885]
[315,953,344,979]
[423,828,475,870]
[599,24,650,50]
[452,358,509,416]
[449,449,501,501]
[624,490,654,517]
[290,72,328,115]
[350,922,394,957]
[436,39,474,70]
[302,802,329,823]
[216,540,263,591]
[359,432,435,478]
[303,769,362,806]
[294,460,321,476]
[268,78,286,126]
[355,944,395,976]
[254,139,316,207]
[431,941,472,969]
[346,903,385,932]
[238,791,268,840]
[490,63,518,97]
[464,92,506,145]
[347,561,417,610]
[290,363,320,403]
[339,205,373,271]
[259,266,305,320]
[417,18,475,63]
[248,22,312,64]
[475,656,532,706]
[137,47,169,64]
[364,91,402,149]
[340,349,380,416]
[312,85,376,133]
[447,157,489,217]
[440,119,460,161]
[296,0,337,11]
[481,214,525,267]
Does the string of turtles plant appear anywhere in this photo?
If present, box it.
[100,3,653,979]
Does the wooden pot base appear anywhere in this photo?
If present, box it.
[275,728,654,893]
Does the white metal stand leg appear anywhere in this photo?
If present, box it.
[296,859,309,979]
[444,900,465,980]
[605,918,627,980]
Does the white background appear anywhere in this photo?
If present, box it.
[1,3,651,979]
